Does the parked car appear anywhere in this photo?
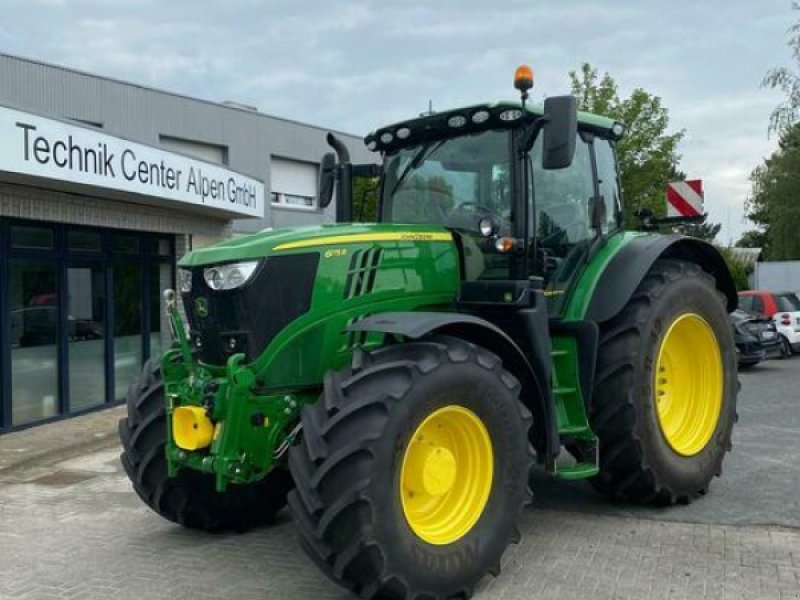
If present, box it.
[10,306,103,348]
[730,309,783,367]
[738,290,800,356]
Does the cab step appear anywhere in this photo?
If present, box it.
[554,462,599,480]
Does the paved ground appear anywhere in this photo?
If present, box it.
[0,360,798,600]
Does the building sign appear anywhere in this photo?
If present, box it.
[0,105,263,218]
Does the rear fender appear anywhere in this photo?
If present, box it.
[585,235,737,324]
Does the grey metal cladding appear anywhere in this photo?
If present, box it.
[0,52,375,230]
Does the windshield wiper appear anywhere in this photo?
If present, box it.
[389,140,446,197]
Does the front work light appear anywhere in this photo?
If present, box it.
[471,110,490,124]
[203,261,259,291]
[447,115,467,128]
[499,109,523,122]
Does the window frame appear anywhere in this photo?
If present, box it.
[270,191,318,211]
[0,218,176,431]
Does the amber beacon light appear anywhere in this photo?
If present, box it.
[514,64,534,95]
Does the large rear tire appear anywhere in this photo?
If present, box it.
[587,259,737,504]
[288,336,532,600]
[118,359,293,532]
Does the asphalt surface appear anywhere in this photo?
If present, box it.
[532,356,800,528]
[0,356,798,600]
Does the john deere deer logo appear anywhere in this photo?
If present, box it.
[194,297,209,318]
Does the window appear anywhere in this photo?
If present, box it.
[271,192,315,208]
[530,133,596,313]
[11,225,54,250]
[143,237,173,256]
[594,139,621,234]
[113,263,142,400]
[68,230,102,252]
[752,296,765,315]
[381,130,515,280]
[10,260,59,425]
[271,158,318,210]
[775,293,800,312]
[113,235,140,254]
[1,219,176,430]
[67,261,106,412]
[738,295,753,312]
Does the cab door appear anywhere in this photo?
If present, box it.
[529,132,621,316]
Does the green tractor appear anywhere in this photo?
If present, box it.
[119,67,738,599]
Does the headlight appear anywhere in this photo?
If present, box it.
[203,261,259,291]
[177,268,192,293]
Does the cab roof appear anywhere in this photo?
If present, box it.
[364,100,623,154]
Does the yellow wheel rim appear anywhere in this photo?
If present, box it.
[400,405,493,545]
[654,313,723,456]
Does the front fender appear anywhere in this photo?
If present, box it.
[349,311,560,463]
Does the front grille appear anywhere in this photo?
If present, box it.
[183,254,319,365]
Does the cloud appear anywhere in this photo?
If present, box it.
[0,0,794,243]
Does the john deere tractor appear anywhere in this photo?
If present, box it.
[119,66,737,599]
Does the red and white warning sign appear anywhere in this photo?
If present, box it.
[666,179,704,217]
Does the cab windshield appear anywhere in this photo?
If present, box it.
[381,130,514,279]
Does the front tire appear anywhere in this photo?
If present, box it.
[119,359,293,532]
[288,336,532,600]
[588,259,737,504]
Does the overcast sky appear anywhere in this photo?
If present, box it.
[0,0,795,242]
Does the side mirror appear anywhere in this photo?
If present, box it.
[318,152,337,208]
[542,95,577,170]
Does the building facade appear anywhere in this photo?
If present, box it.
[0,53,373,431]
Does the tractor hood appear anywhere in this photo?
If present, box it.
[178,223,454,267]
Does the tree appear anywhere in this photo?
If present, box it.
[763,2,800,135]
[674,220,722,243]
[569,63,685,228]
[353,175,380,222]
[735,229,769,250]
[746,123,800,260]
[717,247,753,291]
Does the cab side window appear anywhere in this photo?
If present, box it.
[531,133,594,254]
[530,133,596,313]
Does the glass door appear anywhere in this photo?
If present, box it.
[9,259,59,425]
[67,261,107,411]
[113,263,142,400]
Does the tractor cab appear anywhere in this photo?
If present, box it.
[321,69,626,317]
